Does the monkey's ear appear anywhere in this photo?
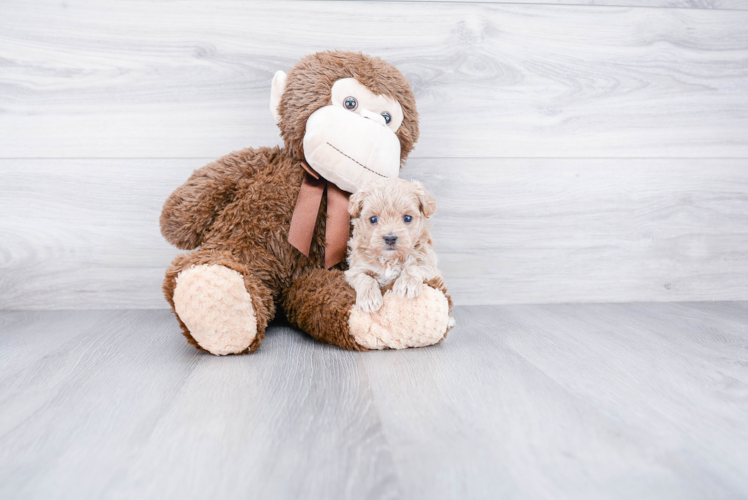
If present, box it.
[270,70,287,123]
[412,181,437,218]
[349,189,367,218]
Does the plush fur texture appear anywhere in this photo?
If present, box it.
[348,284,451,349]
[160,51,450,355]
[282,268,367,351]
[174,265,257,355]
[345,178,440,313]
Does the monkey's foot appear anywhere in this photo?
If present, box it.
[348,284,453,349]
[173,264,257,355]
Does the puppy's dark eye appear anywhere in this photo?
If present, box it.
[369,216,378,225]
[381,111,391,124]
[344,97,358,110]
[403,215,413,223]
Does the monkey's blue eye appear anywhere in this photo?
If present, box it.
[344,97,358,110]
[369,216,378,224]
[403,215,413,223]
[381,112,391,124]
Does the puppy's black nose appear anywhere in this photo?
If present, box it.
[384,235,398,246]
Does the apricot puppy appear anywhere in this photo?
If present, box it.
[345,178,440,313]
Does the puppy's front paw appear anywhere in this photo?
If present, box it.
[356,283,384,313]
[393,274,423,299]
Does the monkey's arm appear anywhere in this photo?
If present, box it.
[160,153,258,250]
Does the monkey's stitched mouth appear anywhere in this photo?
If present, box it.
[325,142,386,178]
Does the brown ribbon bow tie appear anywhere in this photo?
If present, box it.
[288,161,351,269]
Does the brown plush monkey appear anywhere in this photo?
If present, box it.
[160,51,453,355]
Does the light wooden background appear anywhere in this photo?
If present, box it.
[1,0,748,309]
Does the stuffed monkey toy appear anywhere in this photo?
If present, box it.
[160,51,453,355]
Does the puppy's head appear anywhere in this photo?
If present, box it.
[349,178,436,260]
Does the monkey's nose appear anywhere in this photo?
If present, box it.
[384,235,398,246]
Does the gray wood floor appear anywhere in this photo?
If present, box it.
[1,303,746,499]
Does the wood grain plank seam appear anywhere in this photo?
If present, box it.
[310,0,748,12]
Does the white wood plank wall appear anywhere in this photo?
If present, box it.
[1,0,747,309]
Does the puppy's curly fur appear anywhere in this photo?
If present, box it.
[345,178,440,313]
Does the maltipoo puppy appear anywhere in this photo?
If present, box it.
[345,178,440,313]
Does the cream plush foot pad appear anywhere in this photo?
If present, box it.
[173,264,257,356]
[348,285,452,350]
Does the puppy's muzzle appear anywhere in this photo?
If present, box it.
[384,234,398,248]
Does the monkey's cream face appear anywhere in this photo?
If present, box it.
[302,78,404,193]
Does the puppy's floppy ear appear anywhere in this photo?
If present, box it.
[412,180,437,218]
[349,188,367,218]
